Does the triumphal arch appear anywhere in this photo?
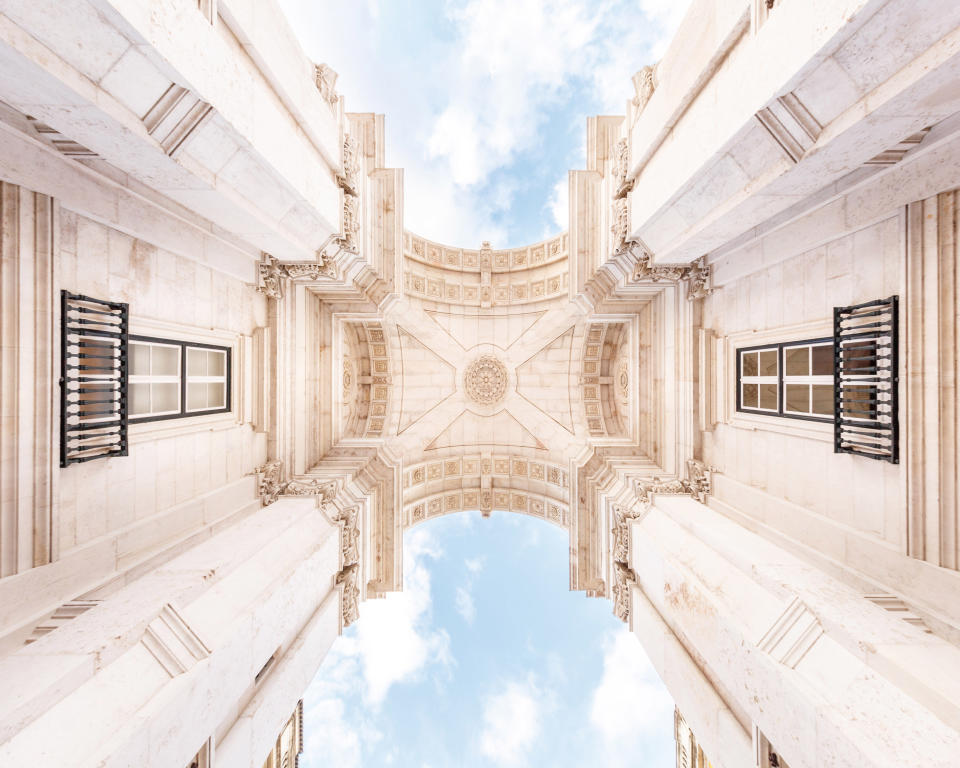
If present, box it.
[0,0,959,766]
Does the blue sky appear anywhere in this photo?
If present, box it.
[299,513,675,768]
[274,1,691,764]
[276,0,690,247]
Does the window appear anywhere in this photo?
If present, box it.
[737,339,833,422]
[129,336,230,421]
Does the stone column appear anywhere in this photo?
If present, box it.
[906,190,959,569]
[630,494,960,768]
[0,181,55,576]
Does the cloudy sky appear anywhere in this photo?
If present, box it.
[274,1,690,764]
[276,0,690,247]
[298,512,675,768]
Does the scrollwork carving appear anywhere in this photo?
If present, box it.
[334,507,360,567]
[612,138,633,198]
[631,65,657,119]
[256,254,337,301]
[337,134,360,196]
[284,477,338,501]
[626,244,714,302]
[339,193,360,253]
[612,562,636,623]
[686,459,717,504]
[336,563,360,628]
[314,63,339,107]
[686,256,714,301]
[257,460,285,506]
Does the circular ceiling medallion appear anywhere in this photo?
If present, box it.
[464,355,508,406]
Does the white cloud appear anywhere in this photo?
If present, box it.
[589,629,674,766]
[301,697,362,768]
[547,175,569,232]
[454,586,476,624]
[465,556,485,574]
[479,678,545,766]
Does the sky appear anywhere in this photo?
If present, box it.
[275,0,691,248]
[274,2,690,764]
[299,512,676,768]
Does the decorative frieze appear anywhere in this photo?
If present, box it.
[256,253,337,300]
[256,460,339,505]
[629,245,713,301]
[334,507,360,567]
[612,561,637,622]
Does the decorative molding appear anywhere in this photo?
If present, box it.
[24,600,100,644]
[864,593,931,633]
[756,596,823,668]
[337,134,361,196]
[612,502,648,566]
[256,253,337,300]
[197,0,216,24]
[628,245,713,301]
[143,84,214,157]
[866,127,931,165]
[141,603,211,677]
[26,117,96,157]
[257,459,340,505]
[755,92,822,164]
[314,63,339,106]
[336,563,360,628]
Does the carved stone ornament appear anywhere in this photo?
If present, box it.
[337,134,360,196]
[335,507,360,567]
[686,459,717,504]
[634,475,691,506]
[257,460,285,506]
[339,193,360,253]
[685,256,714,301]
[611,198,631,254]
[611,503,646,566]
[336,563,360,628]
[612,561,636,622]
[632,65,657,119]
[463,355,509,406]
[284,477,338,501]
[314,63,339,107]
[612,138,633,199]
[256,254,337,300]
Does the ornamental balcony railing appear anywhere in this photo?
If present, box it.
[833,296,899,463]
[59,291,128,466]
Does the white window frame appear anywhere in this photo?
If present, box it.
[737,337,834,423]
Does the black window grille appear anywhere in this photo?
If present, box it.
[60,291,128,466]
[833,296,899,463]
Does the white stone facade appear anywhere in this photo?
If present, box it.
[0,0,958,766]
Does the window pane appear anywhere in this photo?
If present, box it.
[741,352,758,377]
[130,382,150,415]
[131,343,150,375]
[152,383,179,413]
[742,383,758,408]
[152,345,179,376]
[187,347,207,377]
[759,350,778,376]
[207,350,226,377]
[759,384,778,410]
[785,384,809,413]
[187,382,206,411]
[811,344,833,376]
[844,385,876,420]
[811,384,833,416]
[207,382,225,409]
[784,347,808,376]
